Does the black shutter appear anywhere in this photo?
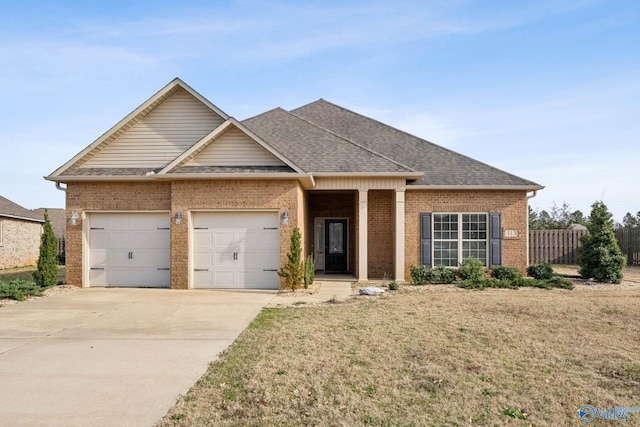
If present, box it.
[420,213,432,267]
[490,212,502,267]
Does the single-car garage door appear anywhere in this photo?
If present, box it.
[193,211,280,289]
[88,213,170,288]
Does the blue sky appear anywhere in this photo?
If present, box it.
[1,0,638,221]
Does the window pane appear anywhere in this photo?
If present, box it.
[328,223,343,254]
[462,241,487,266]
[434,214,458,240]
[434,241,458,267]
[462,214,487,240]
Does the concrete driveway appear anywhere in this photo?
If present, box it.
[0,288,275,427]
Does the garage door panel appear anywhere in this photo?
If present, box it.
[215,251,235,267]
[247,231,279,250]
[192,212,280,289]
[194,231,213,248]
[242,271,279,289]
[130,231,169,248]
[194,250,214,267]
[89,213,170,288]
[214,232,236,250]
[130,250,167,268]
[193,271,213,288]
[215,271,236,288]
[241,251,279,270]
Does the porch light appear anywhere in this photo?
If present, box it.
[282,210,289,225]
[175,211,183,225]
[70,212,78,226]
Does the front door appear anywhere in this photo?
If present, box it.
[324,219,348,272]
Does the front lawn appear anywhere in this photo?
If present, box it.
[158,286,640,426]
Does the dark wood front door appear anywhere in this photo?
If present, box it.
[324,219,347,272]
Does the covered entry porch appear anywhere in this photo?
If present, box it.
[305,178,406,282]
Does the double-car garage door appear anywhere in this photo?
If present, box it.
[88,212,279,289]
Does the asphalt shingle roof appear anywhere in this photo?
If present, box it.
[289,99,541,187]
[243,108,414,174]
[0,196,43,222]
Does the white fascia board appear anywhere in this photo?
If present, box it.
[156,172,316,189]
[312,172,424,178]
[45,175,156,182]
[406,184,545,191]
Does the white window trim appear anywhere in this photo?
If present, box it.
[0,219,3,245]
[432,212,489,267]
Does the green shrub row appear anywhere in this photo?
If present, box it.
[457,275,573,290]
[0,280,46,301]
[410,265,456,284]
[411,260,573,290]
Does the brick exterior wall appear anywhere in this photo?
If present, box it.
[405,190,529,278]
[65,182,172,287]
[65,180,303,288]
[0,218,42,269]
[367,190,393,279]
[65,182,528,287]
[170,180,303,289]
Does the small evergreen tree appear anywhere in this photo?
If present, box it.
[303,255,315,289]
[33,210,58,287]
[278,227,304,290]
[578,201,626,283]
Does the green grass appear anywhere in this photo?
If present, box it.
[0,266,66,301]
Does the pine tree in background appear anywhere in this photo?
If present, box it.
[578,201,626,283]
[33,210,58,287]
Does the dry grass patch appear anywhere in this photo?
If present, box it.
[158,287,640,426]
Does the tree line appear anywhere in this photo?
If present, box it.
[529,202,639,230]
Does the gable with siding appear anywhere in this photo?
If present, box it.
[81,88,225,169]
[185,127,285,167]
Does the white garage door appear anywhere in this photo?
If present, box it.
[89,213,170,288]
[193,212,280,289]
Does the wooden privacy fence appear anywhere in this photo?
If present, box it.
[616,227,640,266]
[529,228,640,265]
[528,229,587,265]
[56,238,65,265]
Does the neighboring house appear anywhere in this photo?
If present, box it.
[32,208,66,238]
[47,78,543,289]
[0,196,44,270]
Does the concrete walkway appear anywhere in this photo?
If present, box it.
[0,288,275,427]
[269,280,354,306]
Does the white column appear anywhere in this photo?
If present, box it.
[394,190,405,281]
[358,189,368,282]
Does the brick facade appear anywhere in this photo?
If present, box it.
[65,180,303,288]
[65,183,528,287]
[65,182,171,287]
[404,190,529,278]
[367,190,393,279]
[169,180,303,289]
[0,218,42,269]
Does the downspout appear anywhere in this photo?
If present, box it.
[55,182,67,192]
[525,190,538,267]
